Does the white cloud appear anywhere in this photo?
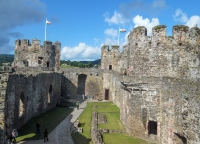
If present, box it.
[61,43,101,61]
[173,8,188,23]
[104,28,118,37]
[104,11,128,25]
[133,15,160,35]
[186,16,200,28]
[173,9,200,28]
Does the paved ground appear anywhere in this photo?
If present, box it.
[17,98,88,144]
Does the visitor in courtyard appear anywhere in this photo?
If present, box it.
[44,128,49,142]
[11,129,18,142]
[76,101,80,110]
[36,121,41,136]
[82,94,84,100]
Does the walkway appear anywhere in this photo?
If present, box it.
[17,99,88,144]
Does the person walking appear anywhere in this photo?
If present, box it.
[76,101,80,110]
[36,121,41,136]
[44,128,49,142]
[11,129,18,143]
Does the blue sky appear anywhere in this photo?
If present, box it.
[1,0,200,61]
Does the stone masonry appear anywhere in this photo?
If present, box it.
[13,39,60,68]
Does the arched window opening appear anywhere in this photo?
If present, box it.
[48,84,52,103]
[19,92,25,117]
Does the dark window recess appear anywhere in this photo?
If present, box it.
[109,65,112,70]
[23,60,28,67]
[179,43,182,46]
[47,62,50,67]
[105,89,109,100]
[38,57,43,64]
[148,121,157,135]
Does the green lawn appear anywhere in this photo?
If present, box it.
[60,64,74,68]
[102,133,154,144]
[72,102,154,144]
[98,112,124,130]
[16,100,75,142]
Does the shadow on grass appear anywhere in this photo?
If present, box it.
[16,104,74,142]
[72,132,92,144]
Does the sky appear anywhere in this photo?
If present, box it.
[1,0,200,61]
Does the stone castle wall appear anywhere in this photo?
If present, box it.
[101,71,200,143]
[5,71,62,138]
[61,68,104,100]
[13,39,61,68]
[100,25,200,143]
[101,25,200,81]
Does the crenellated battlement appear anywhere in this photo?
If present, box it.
[101,25,200,79]
[13,39,61,69]
[127,25,200,46]
[15,39,61,50]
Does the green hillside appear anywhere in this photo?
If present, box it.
[0,54,14,66]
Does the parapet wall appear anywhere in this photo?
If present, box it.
[13,39,61,68]
[101,25,200,80]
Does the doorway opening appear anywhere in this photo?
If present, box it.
[105,89,109,100]
[148,121,157,135]
[77,74,87,95]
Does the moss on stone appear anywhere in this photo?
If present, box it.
[134,26,146,32]
[44,41,52,45]
[173,25,189,33]
[153,25,166,32]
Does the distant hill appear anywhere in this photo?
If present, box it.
[80,59,101,65]
[0,54,101,67]
[0,54,14,66]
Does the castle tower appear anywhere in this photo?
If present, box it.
[13,39,61,69]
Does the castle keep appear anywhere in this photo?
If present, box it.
[0,25,200,144]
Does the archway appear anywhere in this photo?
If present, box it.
[48,84,52,103]
[77,74,87,95]
[19,91,25,117]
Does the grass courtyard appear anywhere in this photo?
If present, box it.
[16,100,154,144]
[72,102,154,144]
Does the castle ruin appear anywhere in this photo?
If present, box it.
[0,25,199,144]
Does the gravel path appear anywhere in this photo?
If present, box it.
[17,100,88,144]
